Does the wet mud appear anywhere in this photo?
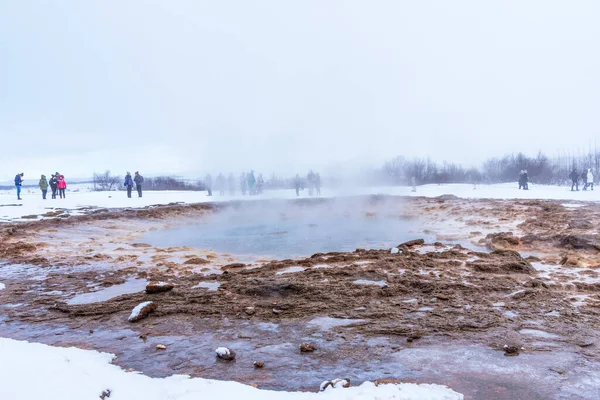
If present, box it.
[2,196,600,399]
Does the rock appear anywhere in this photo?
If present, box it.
[139,333,148,341]
[254,361,264,368]
[549,367,566,375]
[248,383,259,388]
[375,378,403,386]
[131,243,152,248]
[244,307,256,315]
[183,257,210,265]
[156,344,167,350]
[436,194,459,201]
[128,301,157,322]
[484,232,521,251]
[146,281,174,294]
[503,344,520,356]
[21,215,38,219]
[215,347,236,361]
[560,255,580,267]
[300,343,316,352]
[435,294,450,300]
[407,332,423,342]
[100,389,112,399]
[399,239,425,248]
[320,378,350,391]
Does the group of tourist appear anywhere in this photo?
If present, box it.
[294,171,321,196]
[204,171,266,196]
[569,168,594,191]
[13,171,144,200]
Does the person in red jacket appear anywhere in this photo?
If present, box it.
[57,174,67,199]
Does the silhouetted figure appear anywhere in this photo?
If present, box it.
[49,174,58,199]
[240,173,247,195]
[217,173,226,196]
[582,171,588,191]
[14,173,24,200]
[569,168,579,191]
[247,171,256,195]
[518,170,528,190]
[315,173,321,195]
[205,174,213,196]
[294,174,301,196]
[587,168,594,191]
[257,174,264,194]
[307,170,316,196]
[228,173,235,196]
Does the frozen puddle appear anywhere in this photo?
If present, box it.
[192,282,221,291]
[67,278,148,305]
[353,279,387,287]
[307,317,365,330]
[276,266,305,275]
[519,329,560,339]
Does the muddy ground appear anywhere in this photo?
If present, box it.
[1,196,600,399]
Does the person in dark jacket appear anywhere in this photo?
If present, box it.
[134,171,144,198]
[39,175,49,199]
[124,172,134,198]
[14,173,24,200]
[49,174,58,199]
[569,168,579,191]
[581,171,588,191]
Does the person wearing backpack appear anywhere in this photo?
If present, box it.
[14,172,24,200]
[134,171,144,198]
[124,172,134,198]
[49,174,58,199]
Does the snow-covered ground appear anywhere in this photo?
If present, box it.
[0,182,596,222]
[0,338,463,400]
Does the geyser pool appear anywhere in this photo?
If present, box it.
[137,198,431,258]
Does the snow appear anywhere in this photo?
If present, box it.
[0,337,464,400]
[192,282,221,291]
[390,247,400,254]
[0,282,5,290]
[128,301,154,321]
[2,182,600,222]
[215,347,231,357]
[352,280,388,287]
[276,266,306,275]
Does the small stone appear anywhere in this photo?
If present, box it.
[139,333,148,341]
[435,294,450,300]
[156,344,167,350]
[300,343,316,352]
[272,309,282,315]
[407,332,423,342]
[146,281,174,294]
[100,389,112,399]
[254,361,264,368]
[216,347,236,361]
[399,239,425,248]
[549,367,566,375]
[128,301,157,322]
[503,344,520,356]
[244,307,256,315]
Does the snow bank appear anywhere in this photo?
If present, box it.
[0,338,463,400]
[128,301,155,322]
[2,182,594,222]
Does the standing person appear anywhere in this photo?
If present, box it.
[569,168,579,191]
[134,171,144,198]
[582,170,588,191]
[315,173,321,195]
[205,174,213,196]
[247,171,256,195]
[49,174,58,199]
[518,170,524,190]
[240,173,247,195]
[39,175,49,199]
[587,168,594,191]
[217,173,226,196]
[522,170,529,190]
[57,174,67,198]
[257,174,264,194]
[124,172,134,198]
[307,171,315,196]
[14,173,24,200]
[228,173,235,196]
[294,174,301,196]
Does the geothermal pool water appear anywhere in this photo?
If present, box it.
[138,200,431,258]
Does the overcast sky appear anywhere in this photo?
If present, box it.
[1,0,599,181]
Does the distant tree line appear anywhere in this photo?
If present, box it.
[380,149,600,186]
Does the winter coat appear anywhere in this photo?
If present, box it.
[49,176,58,188]
[14,174,22,186]
[582,172,588,183]
[124,175,134,187]
[587,170,594,183]
[39,176,49,191]
[57,175,67,189]
[569,170,578,181]
[134,174,144,186]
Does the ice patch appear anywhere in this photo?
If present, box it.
[0,283,5,290]
[308,317,365,330]
[561,203,585,208]
[192,282,221,291]
[519,329,560,339]
[68,278,148,305]
[353,279,388,287]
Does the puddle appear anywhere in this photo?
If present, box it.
[519,329,560,339]
[137,199,432,258]
[352,279,387,287]
[67,278,148,305]
[276,266,305,275]
[307,317,366,330]
[192,282,221,291]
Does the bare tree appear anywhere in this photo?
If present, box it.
[93,170,121,191]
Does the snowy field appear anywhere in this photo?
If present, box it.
[0,338,463,400]
[0,182,596,222]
